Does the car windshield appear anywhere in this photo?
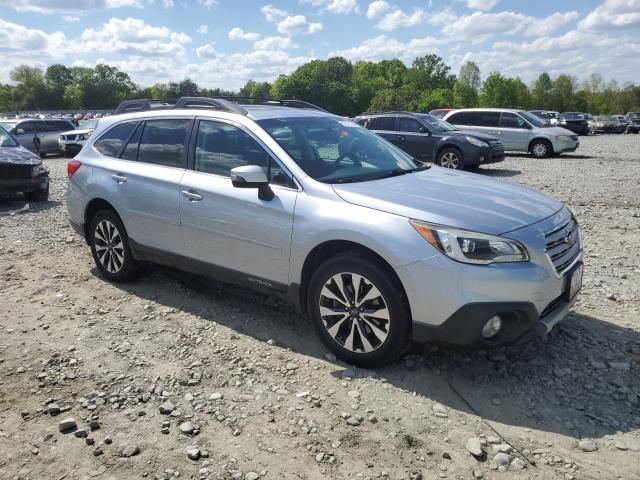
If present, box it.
[563,113,584,119]
[0,126,19,147]
[258,116,421,184]
[79,119,99,130]
[415,114,458,132]
[519,111,547,127]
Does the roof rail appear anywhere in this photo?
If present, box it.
[113,97,248,116]
[114,96,328,116]
[358,110,419,116]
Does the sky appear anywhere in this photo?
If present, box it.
[1,0,639,90]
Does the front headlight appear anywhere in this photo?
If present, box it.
[465,136,489,148]
[410,220,528,265]
[556,135,572,141]
[78,133,89,141]
[32,163,47,176]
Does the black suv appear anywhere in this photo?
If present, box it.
[0,126,49,201]
[354,112,504,170]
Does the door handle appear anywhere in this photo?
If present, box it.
[181,190,203,202]
[111,173,127,183]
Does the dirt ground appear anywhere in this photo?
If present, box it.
[1,134,639,480]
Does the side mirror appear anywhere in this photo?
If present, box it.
[419,127,429,134]
[16,128,25,135]
[230,165,273,201]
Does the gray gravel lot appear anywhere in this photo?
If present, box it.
[0,133,639,480]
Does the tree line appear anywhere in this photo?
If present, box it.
[2,56,639,117]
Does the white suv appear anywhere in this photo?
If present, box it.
[444,108,579,158]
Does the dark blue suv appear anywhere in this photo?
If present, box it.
[354,111,504,170]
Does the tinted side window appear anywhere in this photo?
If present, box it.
[94,121,139,158]
[138,119,190,168]
[398,117,423,133]
[120,123,143,161]
[16,122,36,134]
[370,116,396,131]
[476,112,500,127]
[447,112,474,125]
[500,112,522,128]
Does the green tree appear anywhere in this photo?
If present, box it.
[531,72,553,110]
[551,74,577,112]
[479,72,511,107]
[63,85,82,109]
[453,61,481,107]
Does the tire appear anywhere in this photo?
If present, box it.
[88,209,139,282]
[24,184,49,202]
[530,139,552,158]
[437,147,464,169]
[307,250,411,368]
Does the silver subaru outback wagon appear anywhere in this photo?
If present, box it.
[67,97,583,367]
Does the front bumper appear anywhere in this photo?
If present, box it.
[58,140,84,154]
[396,207,582,348]
[0,175,49,195]
[464,145,505,166]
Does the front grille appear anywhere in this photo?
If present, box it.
[544,217,581,274]
[64,134,76,141]
[0,164,32,180]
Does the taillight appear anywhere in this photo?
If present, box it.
[67,160,82,178]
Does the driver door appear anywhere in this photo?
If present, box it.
[179,118,298,288]
[498,112,532,151]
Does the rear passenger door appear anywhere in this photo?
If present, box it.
[179,118,297,288]
[112,118,192,253]
[12,121,37,152]
[396,116,435,161]
[368,116,399,147]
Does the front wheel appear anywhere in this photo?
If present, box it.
[530,140,552,158]
[437,147,464,169]
[88,209,139,282]
[308,251,411,367]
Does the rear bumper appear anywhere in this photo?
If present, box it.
[0,176,48,195]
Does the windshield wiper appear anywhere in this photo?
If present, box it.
[374,164,431,180]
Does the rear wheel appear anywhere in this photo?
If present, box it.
[88,209,139,282]
[308,251,411,367]
[530,139,552,158]
[437,147,464,169]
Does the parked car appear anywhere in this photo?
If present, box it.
[557,112,590,136]
[0,126,49,201]
[625,112,640,133]
[429,108,454,118]
[354,111,504,170]
[614,115,628,133]
[58,119,99,158]
[592,115,620,134]
[443,108,579,158]
[583,114,595,133]
[528,110,559,126]
[8,119,76,156]
[67,96,583,367]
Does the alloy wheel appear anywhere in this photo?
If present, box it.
[94,220,125,274]
[440,151,460,168]
[532,143,547,157]
[318,272,390,353]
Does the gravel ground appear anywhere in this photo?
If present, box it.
[1,134,639,480]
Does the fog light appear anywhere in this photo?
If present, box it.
[482,315,502,339]
[479,156,485,162]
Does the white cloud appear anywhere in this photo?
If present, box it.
[62,15,80,22]
[366,0,390,18]
[0,18,66,58]
[0,0,141,14]
[466,0,499,11]
[377,7,427,31]
[262,4,288,22]
[525,11,579,36]
[330,34,447,61]
[79,17,192,57]
[196,24,208,35]
[195,43,216,59]
[326,0,358,15]
[228,27,260,41]
[277,15,323,35]
[579,0,640,31]
[254,36,293,50]
[162,0,173,7]
[198,0,218,8]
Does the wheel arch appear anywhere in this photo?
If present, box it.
[297,240,412,321]
[83,198,122,242]
[528,137,553,154]
[435,143,463,161]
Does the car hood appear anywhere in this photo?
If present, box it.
[546,126,577,135]
[0,146,41,165]
[332,167,563,235]
[62,128,94,135]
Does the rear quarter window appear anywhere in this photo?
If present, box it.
[94,121,140,158]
